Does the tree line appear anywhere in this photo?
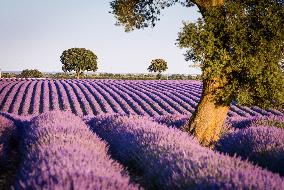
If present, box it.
[3,48,171,80]
[2,69,201,80]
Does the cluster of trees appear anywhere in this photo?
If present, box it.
[2,70,200,80]
[48,72,199,80]
[0,70,44,78]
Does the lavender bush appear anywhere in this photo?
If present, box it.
[115,82,168,115]
[89,115,284,190]
[60,80,84,115]
[138,83,191,114]
[151,114,189,128]
[216,126,284,176]
[228,115,284,129]
[0,115,19,190]
[85,81,122,113]
[54,80,72,112]
[107,82,157,116]
[77,81,113,113]
[1,81,25,113]
[0,115,16,165]
[14,111,138,190]
[20,81,37,115]
[67,80,93,115]
[102,82,147,115]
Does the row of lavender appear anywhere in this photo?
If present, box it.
[1,111,284,189]
[0,79,283,117]
[88,114,284,189]
[0,112,139,190]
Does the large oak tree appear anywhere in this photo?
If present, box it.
[110,0,284,146]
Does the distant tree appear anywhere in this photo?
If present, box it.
[20,69,43,78]
[148,59,168,79]
[110,0,284,146]
[60,48,98,79]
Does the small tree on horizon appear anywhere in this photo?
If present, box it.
[60,48,98,79]
[148,59,168,79]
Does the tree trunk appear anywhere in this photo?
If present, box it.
[76,69,82,79]
[183,1,227,147]
[157,72,162,80]
[183,80,229,147]
[76,72,80,79]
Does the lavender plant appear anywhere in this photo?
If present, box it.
[103,82,147,115]
[60,80,83,115]
[48,80,60,111]
[10,81,32,114]
[152,114,189,128]
[14,111,139,190]
[216,126,284,176]
[20,81,37,115]
[78,81,113,113]
[0,115,19,190]
[67,80,93,115]
[89,115,284,190]
[0,116,16,165]
[228,115,284,129]
[108,82,157,116]
[41,80,50,113]
[54,80,72,112]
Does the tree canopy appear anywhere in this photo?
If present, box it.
[177,0,284,108]
[110,0,224,32]
[60,48,98,79]
[148,58,168,79]
[20,69,43,78]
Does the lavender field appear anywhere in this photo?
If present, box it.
[0,79,284,190]
[0,79,283,117]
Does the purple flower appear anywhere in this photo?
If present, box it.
[0,115,17,165]
[14,111,138,190]
[228,115,284,129]
[89,115,284,190]
[216,126,284,176]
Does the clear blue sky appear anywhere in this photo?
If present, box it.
[0,0,201,74]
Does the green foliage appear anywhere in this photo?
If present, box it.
[148,59,168,79]
[1,73,17,78]
[110,0,194,32]
[20,69,43,78]
[60,48,98,79]
[178,0,284,109]
[48,72,198,80]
